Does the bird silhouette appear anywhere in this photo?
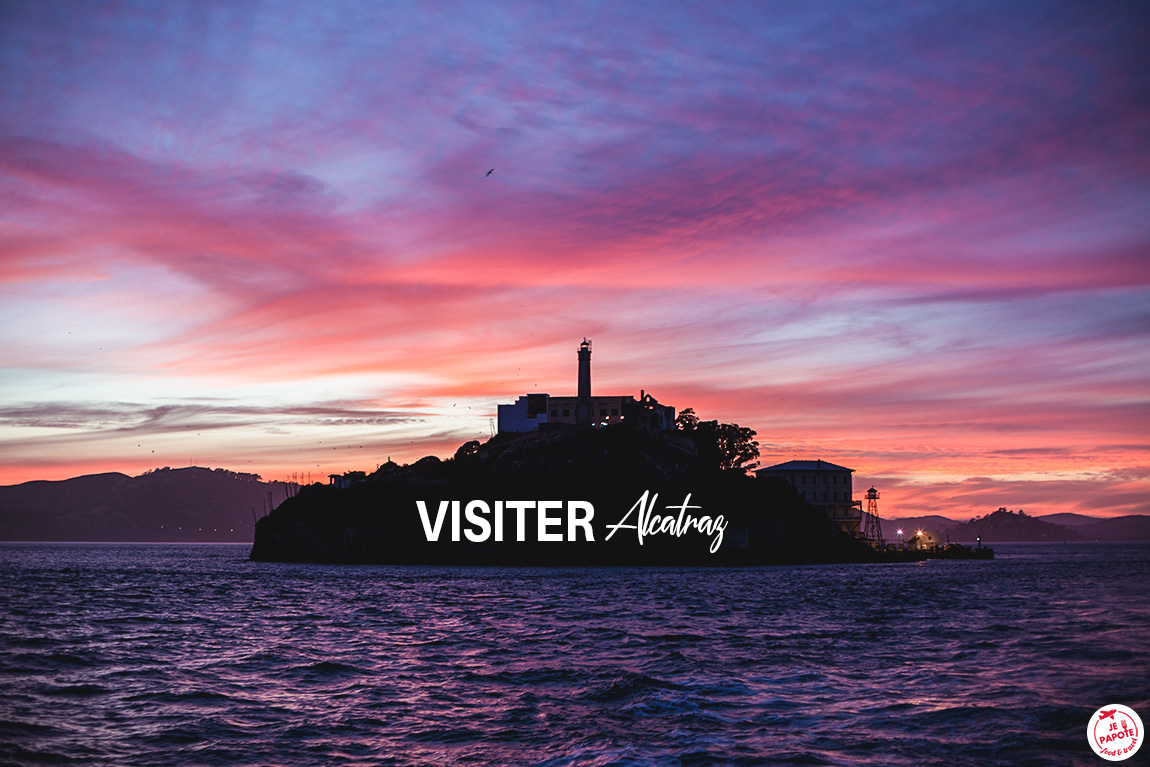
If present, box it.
[485,168,494,177]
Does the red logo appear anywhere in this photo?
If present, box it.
[1088,704,1143,761]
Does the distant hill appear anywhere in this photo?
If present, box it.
[1076,515,1150,542]
[0,467,294,542]
[886,510,1150,543]
[1035,513,1107,528]
[948,508,1083,543]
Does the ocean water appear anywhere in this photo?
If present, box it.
[0,543,1147,766]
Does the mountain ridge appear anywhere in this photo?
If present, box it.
[0,466,293,542]
[884,510,1150,542]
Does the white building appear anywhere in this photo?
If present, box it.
[755,459,863,537]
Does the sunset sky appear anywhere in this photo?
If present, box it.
[2,2,1147,519]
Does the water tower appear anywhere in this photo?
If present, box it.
[863,486,884,547]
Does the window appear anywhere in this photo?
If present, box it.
[600,408,607,417]
[562,409,570,417]
[611,408,619,416]
[550,410,557,417]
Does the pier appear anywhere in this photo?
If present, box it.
[874,543,994,562]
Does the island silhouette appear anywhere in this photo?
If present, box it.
[5,342,1142,552]
[250,418,876,565]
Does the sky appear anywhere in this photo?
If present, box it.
[1,1,1148,520]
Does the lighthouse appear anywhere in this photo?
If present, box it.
[576,338,591,427]
[495,339,675,434]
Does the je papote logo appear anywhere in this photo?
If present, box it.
[1088,704,1142,761]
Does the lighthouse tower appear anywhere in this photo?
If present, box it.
[576,338,592,427]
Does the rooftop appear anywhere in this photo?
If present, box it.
[757,460,854,473]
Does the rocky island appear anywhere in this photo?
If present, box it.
[250,423,876,565]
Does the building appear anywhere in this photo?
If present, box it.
[755,459,863,537]
[906,529,943,551]
[497,340,675,434]
[328,470,366,489]
[496,393,551,433]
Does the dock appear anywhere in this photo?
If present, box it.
[875,543,994,561]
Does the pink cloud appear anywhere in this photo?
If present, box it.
[1,3,1147,523]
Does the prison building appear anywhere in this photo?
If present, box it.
[755,459,863,537]
[496,340,674,434]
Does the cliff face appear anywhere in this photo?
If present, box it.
[251,426,874,565]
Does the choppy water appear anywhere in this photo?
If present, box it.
[0,543,1147,766]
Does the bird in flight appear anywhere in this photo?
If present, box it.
[486,168,494,177]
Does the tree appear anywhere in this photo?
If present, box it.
[454,440,481,460]
[675,408,699,431]
[692,420,759,472]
